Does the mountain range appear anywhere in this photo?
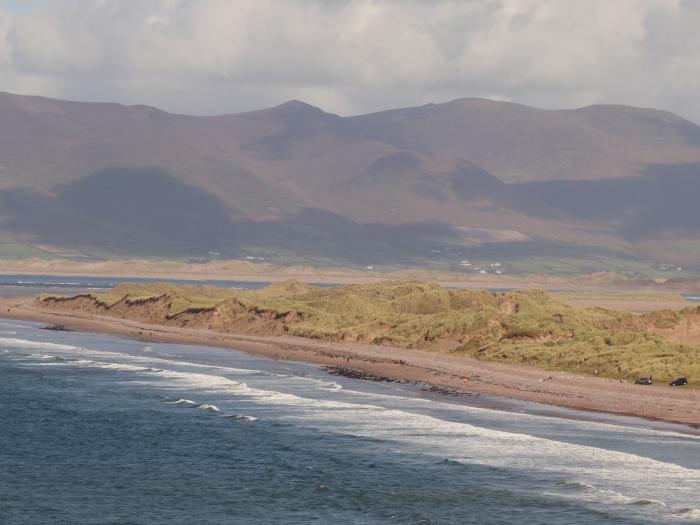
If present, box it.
[1,91,700,273]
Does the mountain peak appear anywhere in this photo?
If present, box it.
[271,99,339,119]
[276,99,320,111]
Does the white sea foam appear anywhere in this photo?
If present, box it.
[284,374,343,391]
[29,357,152,373]
[558,480,597,491]
[62,346,262,375]
[9,338,264,376]
[0,337,81,351]
[226,414,258,421]
[136,366,700,517]
[13,333,700,518]
[168,399,199,406]
[82,361,151,373]
[26,353,57,360]
[554,481,668,506]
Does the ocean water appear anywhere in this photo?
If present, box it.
[0,274,273,295]
[1,319,700,524]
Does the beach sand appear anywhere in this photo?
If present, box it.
[2,296,699,428]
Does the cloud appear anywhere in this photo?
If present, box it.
[0,0,699,121]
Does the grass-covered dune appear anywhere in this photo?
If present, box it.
[38,280,700,385]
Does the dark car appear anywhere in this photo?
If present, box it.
[670,377,688,386]
[635,377,653,385]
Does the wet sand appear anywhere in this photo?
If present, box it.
[2,296,699,428]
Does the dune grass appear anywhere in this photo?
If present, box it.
[39,280,700,385]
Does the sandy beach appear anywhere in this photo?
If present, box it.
[2,295,700,428]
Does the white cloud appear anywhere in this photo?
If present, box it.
[0,0,698,122]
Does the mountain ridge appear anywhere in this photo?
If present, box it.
[1,91,700,271]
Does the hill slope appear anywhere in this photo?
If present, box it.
[2,92,700,269]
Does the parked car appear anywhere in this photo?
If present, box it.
[670,377,688,386]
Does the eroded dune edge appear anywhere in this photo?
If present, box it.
[3,280,700,427]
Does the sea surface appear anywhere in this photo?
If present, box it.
[1,318,700,524]
[1,273,699,302]
[0,274,273,296]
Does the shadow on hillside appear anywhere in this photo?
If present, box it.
[0,167,461,262]
[0,167,239,256]
[514,162,700,239]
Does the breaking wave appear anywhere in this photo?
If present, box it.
[168,399,199,406]
[8,333,700,521]
[0,337,81,351]
[225,415,258,422]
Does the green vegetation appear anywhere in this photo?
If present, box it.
[0,236,56,259]
[39,280,700,385]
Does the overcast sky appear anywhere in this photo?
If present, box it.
[0,0,699,121]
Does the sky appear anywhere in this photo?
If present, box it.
[0,0,699,121]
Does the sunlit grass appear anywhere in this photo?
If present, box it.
[40,280,700,385]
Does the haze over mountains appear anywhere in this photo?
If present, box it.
[1,91,700,272]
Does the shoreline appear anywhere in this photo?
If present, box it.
[2,296,700,429]
[1,264,698,294]
[0,269,693,314]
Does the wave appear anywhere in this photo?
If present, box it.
[9,339,265,377]
[165,399,221,414]
[81,361,152,373]
[676,507,700,519]
[0,280,99,288]
[630,498,666,506]
[272,372,343,391]
[55,345,263,375]
[550,481,700,522]
[15,333,700,518]
[225,414,258,421]
[558,480,596,491]
[29,358,154,373]
[147,367,700,518]
[167,399,199,406]
[26,353,72,363]
[0,337,81,351]
[164,399,221,413]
